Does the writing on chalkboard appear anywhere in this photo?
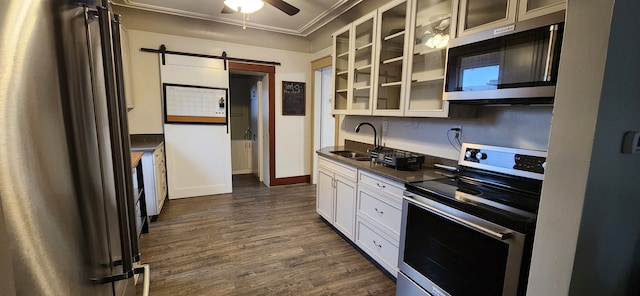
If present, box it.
[282,81,305,116]
[284,82,303,94]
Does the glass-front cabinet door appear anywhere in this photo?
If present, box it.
[457,0,517,37]
[404,0,453,117]
[350,12,377,115]
[518,0,565,21]
[332,25,351,114]
[373,0,410,116]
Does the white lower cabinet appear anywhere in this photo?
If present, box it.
[316,157,358,240]
[355,218,400,275]
[355,170,404,276]
[141,145,167,217]
[316,168,335,222]
[317,155,405,277]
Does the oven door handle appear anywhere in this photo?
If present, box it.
[404,194,512,240]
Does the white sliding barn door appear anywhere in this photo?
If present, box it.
[161,54,232,199]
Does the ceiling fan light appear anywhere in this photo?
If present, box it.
[224,0,264,14]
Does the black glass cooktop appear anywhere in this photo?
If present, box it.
[405,171,542,233]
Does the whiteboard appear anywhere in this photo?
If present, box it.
[163,83,227,124]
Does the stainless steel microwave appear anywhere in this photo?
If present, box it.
[444,12,565,104]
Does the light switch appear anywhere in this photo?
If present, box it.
[622,131,640,154]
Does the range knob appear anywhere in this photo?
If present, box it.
[475,152,487,160]
[542,162,547,170]
[465,150,475,159]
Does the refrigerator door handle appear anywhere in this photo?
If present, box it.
[111,13,142,263]
[96,5,134,277]
[134,263,151,296]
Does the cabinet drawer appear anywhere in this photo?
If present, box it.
[318,157,357,181]
[358,171,404,198]
[358,188,402,237]
[356,219,399,276]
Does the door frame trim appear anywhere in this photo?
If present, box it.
[229,62,311,186]
[310,56,334,184]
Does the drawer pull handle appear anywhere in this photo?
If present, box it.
[373,240,382,248]
[374,208,384,215]
[376,183,386,189]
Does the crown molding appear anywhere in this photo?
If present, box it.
[111,0,362,37]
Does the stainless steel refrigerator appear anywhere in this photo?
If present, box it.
[0,0,148,295]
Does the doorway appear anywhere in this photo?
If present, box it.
[318,67,334,150]
[229,72,265,185]
[229,62,278,186]
[311,56,336,184]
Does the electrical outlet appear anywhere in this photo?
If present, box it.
[382,120,389,132]
[451,124,462,132]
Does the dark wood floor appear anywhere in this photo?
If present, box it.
[137,174,396,295]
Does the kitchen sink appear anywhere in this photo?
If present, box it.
[330,150,371,161]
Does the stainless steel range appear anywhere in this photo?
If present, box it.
[397,143,546,296]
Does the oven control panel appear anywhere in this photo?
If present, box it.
[460,143,547,180]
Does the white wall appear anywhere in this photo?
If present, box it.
[525,1,611,292]
[125,30,312,179]
[338,106,553,160]
[529,0,640,295]
[311,46,332,61]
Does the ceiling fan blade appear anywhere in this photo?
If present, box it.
[221,5,235,14]
[263,0,300,16]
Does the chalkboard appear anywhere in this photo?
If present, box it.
[282,81,305,116]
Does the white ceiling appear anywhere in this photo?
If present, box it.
[111,0,363,36]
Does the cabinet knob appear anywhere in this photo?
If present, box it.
[375,208,384,215]
[376,183,386,189]
[372,240,382,248]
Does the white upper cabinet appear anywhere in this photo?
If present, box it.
[457,0,565,37]
[332,12,377,115]
[457,0,518,37]
[332,24,351,114]
[351,12,378,115]
[404,0,454,117]
[518,0,565,21]
[372,0,411,117]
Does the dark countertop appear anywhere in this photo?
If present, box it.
[130,134,164,151]
[317,146,457,185]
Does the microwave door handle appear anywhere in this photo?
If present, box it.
[543,24,560,82]
[404,194,512,240]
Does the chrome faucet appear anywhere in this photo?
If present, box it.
[355,122,378,151]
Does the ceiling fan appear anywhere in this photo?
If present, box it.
[222,0,300,16]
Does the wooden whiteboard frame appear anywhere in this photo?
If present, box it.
[163,83,228,124]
